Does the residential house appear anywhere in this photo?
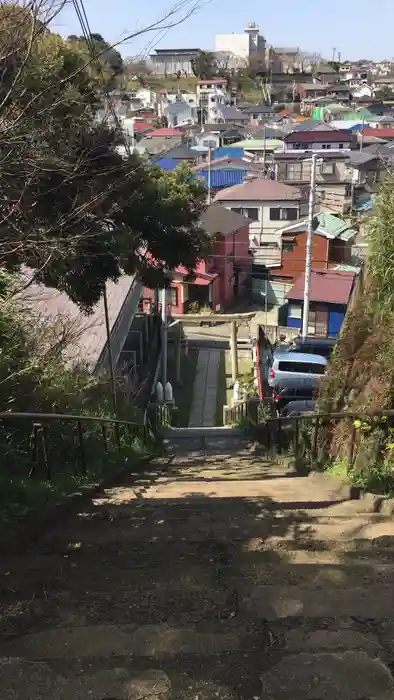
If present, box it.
[283,130,355,152]
[193,124,245,151]
[314,63,340,84]
[137,128,183,156]
[345,151,386,194]
[240,104,277,124]
[159,98,197,128]
[226,138,285,159]
[245,126,288,140]
[212,105,249,125]
[255,212,356,319]
[143,205,252,313]
[271,150,353,214]
[289,119,336,132]
[153,146,200,171]
[360,127,394,142]
[214,178,306,267]
[192,156,263,192]
[286,269,356,337]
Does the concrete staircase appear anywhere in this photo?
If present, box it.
[1,435,394,699]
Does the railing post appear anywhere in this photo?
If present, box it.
[346,418,357,471]
[41,424,51,480]
[29,422,40,477]
[77,420,86,473]
[293,418,299,462]
[312,416,320,464]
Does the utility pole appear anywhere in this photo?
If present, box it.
[360,117,365,152]
[302,153,318,339]
[160,287,168,387]
[207,146,212,204]
[103,286,118,418]
[262,123,267,174]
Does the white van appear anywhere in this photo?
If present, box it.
[268,352,328,388]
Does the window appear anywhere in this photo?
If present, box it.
[321,144,332,149]
[288,303,302,319]
[231,207,259,220]
[260,242,279,249]
[283,208,298,220]
[270,207,298,221]
[277,360,326,375]
[339,143,344,149]
[283,241,296,253]
[246,208,259,221]
[202,139,216,148]
[293,143,309,150]
[166,287,178,306]
[321,163,335,175]
[286,163,302,180]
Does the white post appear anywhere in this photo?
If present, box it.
[207,146,212,204]
[302,153,318,339]
[160,288,168,387]
[262,123,267,173]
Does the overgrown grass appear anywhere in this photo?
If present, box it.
[326,457,394,497]
[0,437,156,533]
[0,272,157,531]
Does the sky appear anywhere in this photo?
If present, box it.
[52,0,394,61]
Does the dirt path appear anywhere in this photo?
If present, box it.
[1,437,394,699]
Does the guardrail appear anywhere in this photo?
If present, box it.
[255,408,394,472]
[0,412,153,480]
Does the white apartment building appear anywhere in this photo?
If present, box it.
[215,22,266,67]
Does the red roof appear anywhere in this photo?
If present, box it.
[287,269,356,305]
[147,128,181,137]
[285,130,352,143]
[361,127,394,140]
[197,79,227,84]
[133,121,154,133]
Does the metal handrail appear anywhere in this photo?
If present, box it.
[0,411,153,481]
[0,412,146,426]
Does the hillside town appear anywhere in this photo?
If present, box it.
[4,6,394,699]
[102,23,394,335]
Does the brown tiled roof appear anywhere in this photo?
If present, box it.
[200,204,250,235]
[214,178,303,202]
[287,269,356,305]
[285,130,352,143]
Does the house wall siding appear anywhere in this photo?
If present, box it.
[270,231,329,284]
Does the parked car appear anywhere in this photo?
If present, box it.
[281,399,317,416]
[268,352,328,388]
[273,378,319,414]
[288,336,337,359]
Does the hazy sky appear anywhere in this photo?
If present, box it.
[52,0,394,61]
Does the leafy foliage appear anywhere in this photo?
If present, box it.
[0,6,209,311]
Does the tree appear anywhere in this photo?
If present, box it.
[376,85,394,100]
[191,51,218,79]
[124,57,152,87]
[67,33,123,88]
[327,60,341,73]
[0,5,210,311]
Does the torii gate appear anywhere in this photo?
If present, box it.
[170,312,256,384]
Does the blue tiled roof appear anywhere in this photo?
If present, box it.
[197,169,246,187]
[153,157,179,171]
[213,147,244,159]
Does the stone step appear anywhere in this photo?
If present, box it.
[241,582,394,620]
[260,651,394,700]
[34,510,394,549]
[1,623,244,660]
